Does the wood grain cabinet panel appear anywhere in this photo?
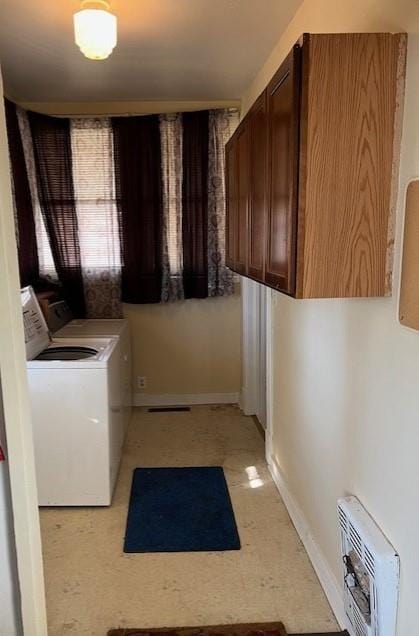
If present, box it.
[266,44,301,294]
[248,93,268,282]
[236,124,250,275]
[296,32,405,298]
[225,121,250,275]
[225,32,406,299]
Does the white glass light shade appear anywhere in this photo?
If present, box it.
[74,8,117,60]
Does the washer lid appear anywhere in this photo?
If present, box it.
[47,300,73,333]
[21,286,51,360]
[55,318,126,338]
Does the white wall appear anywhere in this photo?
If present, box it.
[0,380,21,636]
[241,2,419,635]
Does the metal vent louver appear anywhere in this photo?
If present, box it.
[353,601,368,636]
[349,522,363,555]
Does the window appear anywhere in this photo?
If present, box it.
[34,118,121,279]
[70,119,121,272]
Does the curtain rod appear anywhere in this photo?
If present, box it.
[13,98,241,118]
[46,107,240,119]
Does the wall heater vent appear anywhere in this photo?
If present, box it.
[337,496,399,636]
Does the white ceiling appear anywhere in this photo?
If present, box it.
[0,0,301,103]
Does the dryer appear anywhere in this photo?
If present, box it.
[22,287,123,506]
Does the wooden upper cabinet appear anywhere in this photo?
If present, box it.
[265,44,301,294]
[236,123,250,275]
[225,32,406,299]
[296,32,405,298]
[248,92,268,282]
[225,120,250,275]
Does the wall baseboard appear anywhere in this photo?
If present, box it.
[268,454,347,631]
[238,389,245,412]
[133,392,240,407]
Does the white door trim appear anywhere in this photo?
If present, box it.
[0,80,48,634]
[240,277,261,415]
[256,285,267,429]
[240,277,269,428]
[265,288,274,461]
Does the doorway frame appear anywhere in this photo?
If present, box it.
[0,77,48,635]
[240,277,272,442]
[265,287,273,461]
[241,277,274,463]
[240,277,261,416]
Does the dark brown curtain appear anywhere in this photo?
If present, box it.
[112,115,163,304]
[4,99,39,287]
[29,111,86,317]
[182,110,209,298]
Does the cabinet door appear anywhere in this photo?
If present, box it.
[248,92,268,282]
[225,121,250,275]
[266,44,301,294]
[225,135,237,270]
[235,123,250,275]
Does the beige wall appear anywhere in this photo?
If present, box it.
[242,2,419,635]
[124,291,241,398]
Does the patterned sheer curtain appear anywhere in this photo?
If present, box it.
[70,118,122,318]
[159,108,239,302]
[160,113,184,301]
[208,109,238,297]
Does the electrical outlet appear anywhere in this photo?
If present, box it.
[137,376,146,389]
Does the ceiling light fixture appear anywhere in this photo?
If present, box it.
[74,0,117,61]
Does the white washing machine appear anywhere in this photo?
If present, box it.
[49,301,132,435]
[22,287,124,506]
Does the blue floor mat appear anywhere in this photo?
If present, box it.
[123,467,241,553]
